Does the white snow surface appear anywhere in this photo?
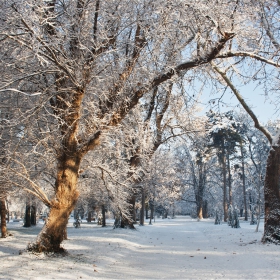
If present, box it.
[1,216,279,279]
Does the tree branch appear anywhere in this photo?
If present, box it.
[211,62,273,144]
[217,51,280,68]
[109,34,234,127]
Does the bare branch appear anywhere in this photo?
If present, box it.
[211,62,273,144]
[217,51,280,68]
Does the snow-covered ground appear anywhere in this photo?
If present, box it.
[0,216,279,279]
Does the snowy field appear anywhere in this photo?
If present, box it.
[0,216,279,280]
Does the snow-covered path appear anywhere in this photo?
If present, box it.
[1,217,279,279]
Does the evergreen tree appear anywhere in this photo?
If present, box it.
[207,111,242,221]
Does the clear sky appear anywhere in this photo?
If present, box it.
[199,82,280,124]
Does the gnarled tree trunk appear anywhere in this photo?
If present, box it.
[29,154,81,252]
[120,152,140,229]
[262,139,280,244]
[121,195,136,229]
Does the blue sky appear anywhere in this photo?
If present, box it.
[199,83,279,124]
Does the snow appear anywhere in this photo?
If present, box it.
[272,130,280,147]
[1,216,280,279]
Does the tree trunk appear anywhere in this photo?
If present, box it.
[146,207,149,220]
[140,187,145,226]
[221,141,228,222]
[29,155,80,252]
[227,152,233,206]
[102,205,106,227]
[149,199,154,225]
[87,211,92,222]
[256,189,262,232]
[197,163,204,220]
[262,141,280,244]
[0,197,7,238]
[24,204,31,227]
[150,200,154,220]
[203,200,208,218]
[121,151,141,229]
[240,144,248,221]
[31,206,36,225]
[197,201,203,220]
[121,195,136,229]
[6,200,9,223]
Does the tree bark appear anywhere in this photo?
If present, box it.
[102,205,106,227]
[196,163,204,220]
[31,206,36,225]
[29,154,81,252]
[6,200,9,223]
[221,140,228,222]
[87,211,92,222]
[203,200,208,218]
[227,152,233,207]
[262,138,280,244]
[0,198,7,238]
[149,199,154,225]
[121,152,140,229]
[23,203,31,228]
[121,195,136,229]
[240,144,248,221]
[140,187,145,226]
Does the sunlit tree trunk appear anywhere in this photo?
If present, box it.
[0,197,7,238]
[203,200,208,218]
[196,162,204,220]
[29,153,81,252]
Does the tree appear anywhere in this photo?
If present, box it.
[211,63,280,243]
[207,111,242,221]
[246,123,270,231]
[175,131,213,220]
